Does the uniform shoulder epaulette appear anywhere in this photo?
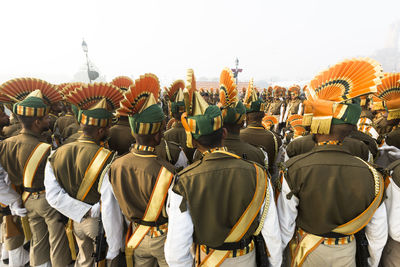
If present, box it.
[241,157,266,171]
[284,149,315,169]
[386,159,400,172]
[177,159,203,176]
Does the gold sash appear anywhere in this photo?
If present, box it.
[20,143,51,241]
[21,143,51,203]
[200,164,267,267]
[291,161,384,267]
[126,167,174,250]
[66,147,112,260]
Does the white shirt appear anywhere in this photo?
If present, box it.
[100,173,124,259]
[277,178,387,267]
[165,180,283,267]
[385,176,400,242]
[44,159,94,223]
[0,163,20,206]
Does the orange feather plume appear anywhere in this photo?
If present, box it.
[262,115,278,129]
[244,78,255,105]
[65,82,124,110]
[307,58,383,102]
[0,78,62,104]
[118,74,160,116]
[56,83,70,96]
[111,76,134,91]
[166,80,185,101]
[375,73,400,101]
[373,73,400,112]
[61,83,85,98]
[219,68,237,108]
[293,124,306,136]
[184,69,197,115]
[287,114,303,125]
[262,115,278,125]
[290,119,303,128]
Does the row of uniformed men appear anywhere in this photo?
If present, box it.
[0,60,399,267]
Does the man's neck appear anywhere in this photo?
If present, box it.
[247,120,262,126]
[24,126,42,136]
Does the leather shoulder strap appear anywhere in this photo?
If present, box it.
[126,166,174,250]
[200,163,267,267]
[22,143,51,203]
[76,147,112,201]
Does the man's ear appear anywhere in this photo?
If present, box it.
[33,118,41,128]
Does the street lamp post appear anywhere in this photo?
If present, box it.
[81,39,92,83]
[231,57,242,85]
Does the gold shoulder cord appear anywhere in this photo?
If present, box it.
[164,139,172,163]
[254,171,270,235]
[271,133,278,162]
[356,157,380,196]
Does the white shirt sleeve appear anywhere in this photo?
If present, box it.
[277,177,298,251]
[0,163,20,205]
[385,179,400,242]
[262,180,283,267]
[297,103,303,115]
[175,151,189,169]
[369,127,379,140]
[165,189,194,267]
[44,159,92,223]
[100,173,124,260]
[365,203,388,267]
[44,161,92,222]
[279,104,285,123]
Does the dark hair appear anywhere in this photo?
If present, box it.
[329,124,354,141]
[223,122,243,134]
[82,125,100,136]
[172,112,183,120]
[17,115,41,129]
[246,111,264,123]
[195,128,223,148]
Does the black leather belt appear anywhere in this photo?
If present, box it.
[320,232,348,238]
[134,218,168,227]
[1,206,11,216]
[209,236,253,251]
[23,186,45,193]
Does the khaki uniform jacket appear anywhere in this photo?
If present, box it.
[224,132,266,166]
[268,100,285,115]
[109,147,176,224]
[386,128,400,149]
[53,113,76,137]
[61,122,80,141]
[49,135,114,205]
[284,144,376,235]
[0,128,49,189]
[173,151,264,248]
[348,129,378,158]
[155,139,183,166]
[48,113,59,133]
[108,118,135,156]
[164,122,195,162]
[286,99,302,115]
[3,123,22,138]
[240,122,282,170]
[286,134,370,161]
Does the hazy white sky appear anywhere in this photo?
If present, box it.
[0,0,399,86]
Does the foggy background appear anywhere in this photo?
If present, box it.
[0,0,399,87]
